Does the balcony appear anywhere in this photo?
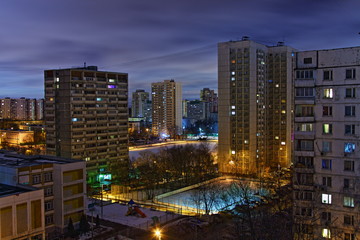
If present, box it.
[294,131,315,139]
[295,116,315,122]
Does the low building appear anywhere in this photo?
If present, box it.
[0,183,45,240]
[0,151,86,238]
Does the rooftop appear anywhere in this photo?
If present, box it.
[0,150,84,168]
[0,183,36,198]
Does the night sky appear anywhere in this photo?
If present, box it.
[1,0,359,100]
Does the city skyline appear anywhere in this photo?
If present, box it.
[1,0,360,99]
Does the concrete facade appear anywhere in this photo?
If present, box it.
[294,47,360,239]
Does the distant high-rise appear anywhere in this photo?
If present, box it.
[218,39,295,175]
[0,98,44,120]
[131,89,149,118]
[44,66,128,183]
[187,100,206,121]
[131,89,151,124]
[151,79,182,138]
[200,88,218,114]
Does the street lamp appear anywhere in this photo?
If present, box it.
[154,228,162,240]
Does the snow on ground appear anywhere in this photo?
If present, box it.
[86,199,179,230]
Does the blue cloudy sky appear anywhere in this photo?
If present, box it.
[1,0,360,100]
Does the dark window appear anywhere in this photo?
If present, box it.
[322,177,332,187]
[344,161,355,171]
[304,58,312,64]
[346,69,356,79]
[323,106,333,116]
[323,70,333,81]
[345,88,356,98]
[345,125,355,135]
[345,106,355,116]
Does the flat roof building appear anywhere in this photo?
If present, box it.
[0,151,86,238]
[44,66,129,184]
[0,183,45,240]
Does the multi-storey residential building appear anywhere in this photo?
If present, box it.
[0,98,44,120]
[293,47,360,240]
[151,79,182,138]
[131,89,149,118]
[200,88,218,114]
[0,151,86,239]
[187,100,206,121]
[44,66,128,184]
[0,184,45,240]
[218,38,295,175]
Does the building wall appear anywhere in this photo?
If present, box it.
[0,188,44,240]
[293,47,360,239]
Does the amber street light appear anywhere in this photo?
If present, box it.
[154,228,162,240]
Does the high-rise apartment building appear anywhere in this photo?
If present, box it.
[200,88,218,114]
[151,79,182,138]
[131,89,151,124]
[218,38,295,175]
[293,47,360,239]
[131,89,149,118]
[44,66,128,183]
[0,151,86,238]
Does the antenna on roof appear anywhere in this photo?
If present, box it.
[84,62,86,68]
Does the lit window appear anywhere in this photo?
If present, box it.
[322,159,332,169]
[323,124,332,134]
[344,143,356,153]
[244,140,249,144]
[231,77,235,81]
[231,150,235,155]
[109,79,115,83]
[55,77,59,82]
[323,88,333,99]
[322,228,331,238]
[96,98,102,101]
[231,72,236,76]
[281,110,286,114]
[344,196,355,207]
[275,136,279,139]
[107,85,117,89]
[72,118,78,122]
[322,194,332,204]
[231,111,235,115]
[49,98,54,102]
[281,142,286,145]
[231,106,235,109]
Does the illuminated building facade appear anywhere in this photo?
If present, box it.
[293,47,360,239]
[0,98,44,120]
[0,151,86,239]
[151,79,182,138]
[0,184,45,240]
[218,38,295,175]
[44,66,128,183]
